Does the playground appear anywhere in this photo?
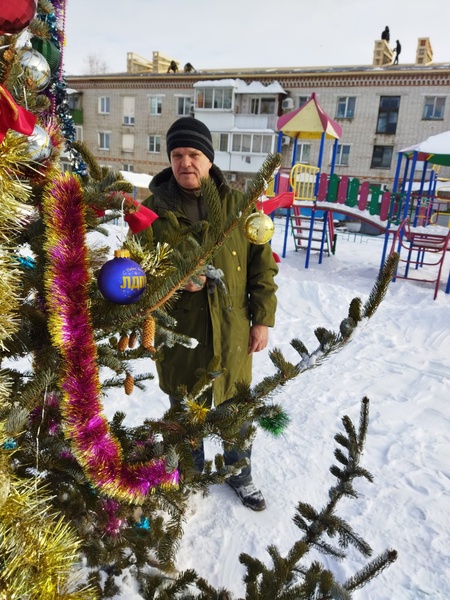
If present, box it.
[262,95,450,299]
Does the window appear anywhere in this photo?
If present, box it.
[98,96,110,114]
[177,96,192,116]
[231,133,273,154]
[244,178,254,191]
[195,87,233,109]
[148,135,161,153]
[211,132,229,152]
[371,145,393,169]
[98,132,110,150]
[149,97,163,115]
[423,97,446,120]
[295,143,311,164]
[376,96,400,134]
[123,96,135,125]
[298,96,309,108]
[68,94,80,110]
[74,125,83,142]
[122,133,134,152]
[335,144,350,166]
[250,97,276,115]
[122,164,134,172]
[336,97,356,119]
[251,134,273,153]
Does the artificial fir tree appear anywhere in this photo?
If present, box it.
[0,2,399,597]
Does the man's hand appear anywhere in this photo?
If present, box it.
[248,324,269,354]
[183,275,207,292]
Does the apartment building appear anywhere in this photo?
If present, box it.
[66,37,450,192]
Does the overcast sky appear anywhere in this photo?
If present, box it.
[64,0,450,75]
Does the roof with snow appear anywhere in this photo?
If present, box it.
[120,171,153,189]
[400,131,450,166]
[193,78,286,94]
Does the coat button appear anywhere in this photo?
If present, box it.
[237,266,241,271]
[232,250,237,255]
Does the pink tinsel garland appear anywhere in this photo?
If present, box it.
[42,172,178,502]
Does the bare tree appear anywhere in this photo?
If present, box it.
[83,53,109,74]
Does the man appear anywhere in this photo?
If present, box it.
[381,26,390,43]
[126,117,278,510]
[394,40,401,65]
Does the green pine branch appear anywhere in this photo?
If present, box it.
[230,398,397,599]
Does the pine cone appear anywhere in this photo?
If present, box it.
[124,371,134,395]
[128,330,138,348]
[117,334,129,352]
[142,315,155,351]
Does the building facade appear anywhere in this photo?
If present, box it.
[66,37,450,193]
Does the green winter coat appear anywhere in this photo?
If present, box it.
[138,165,278,406]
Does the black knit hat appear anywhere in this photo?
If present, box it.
[166,117,215,163]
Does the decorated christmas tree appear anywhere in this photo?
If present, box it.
[0,2,398,598]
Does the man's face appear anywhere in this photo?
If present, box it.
[170,147,212,190]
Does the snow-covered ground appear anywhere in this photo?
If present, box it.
[103,219,450,599]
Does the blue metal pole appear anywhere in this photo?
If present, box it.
[413,160,428,226]
[381,151,402,270]
[315,132,326,196]
[389,150,403,221]
[401,156,410,193]
[403,151,418,221]
[304,209,315,269]
[321,138,339,263]
[392,151,402,194]
[330,138,338,176]
[428,168,438,223]
[274,132,284,194]
[276,131,283,153]
[292,137,298,167]
[282,207,291,258]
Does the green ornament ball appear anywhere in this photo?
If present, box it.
[31,37,61,74]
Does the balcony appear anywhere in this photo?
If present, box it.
[70,109,83,125]
[235,114,277,130]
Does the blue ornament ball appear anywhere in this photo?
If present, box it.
[97,249,146,304]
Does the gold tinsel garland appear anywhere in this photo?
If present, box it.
[0,472,96,599]
[0,134,34,349]
[0,2,103,594]
[0,117,90,600]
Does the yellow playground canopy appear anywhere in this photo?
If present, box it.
[277,93,342,140]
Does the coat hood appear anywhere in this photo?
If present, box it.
[148,164,230,212]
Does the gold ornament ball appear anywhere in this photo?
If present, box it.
[244,211,274,244]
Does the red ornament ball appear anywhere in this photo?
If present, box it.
[97,249,147,305]
[0,0,37,34]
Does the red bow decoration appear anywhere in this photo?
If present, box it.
[0,84,37,143]
[123,194,159,233]
[97,192,158,233]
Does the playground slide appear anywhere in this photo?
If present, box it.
[261,192,294,215]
